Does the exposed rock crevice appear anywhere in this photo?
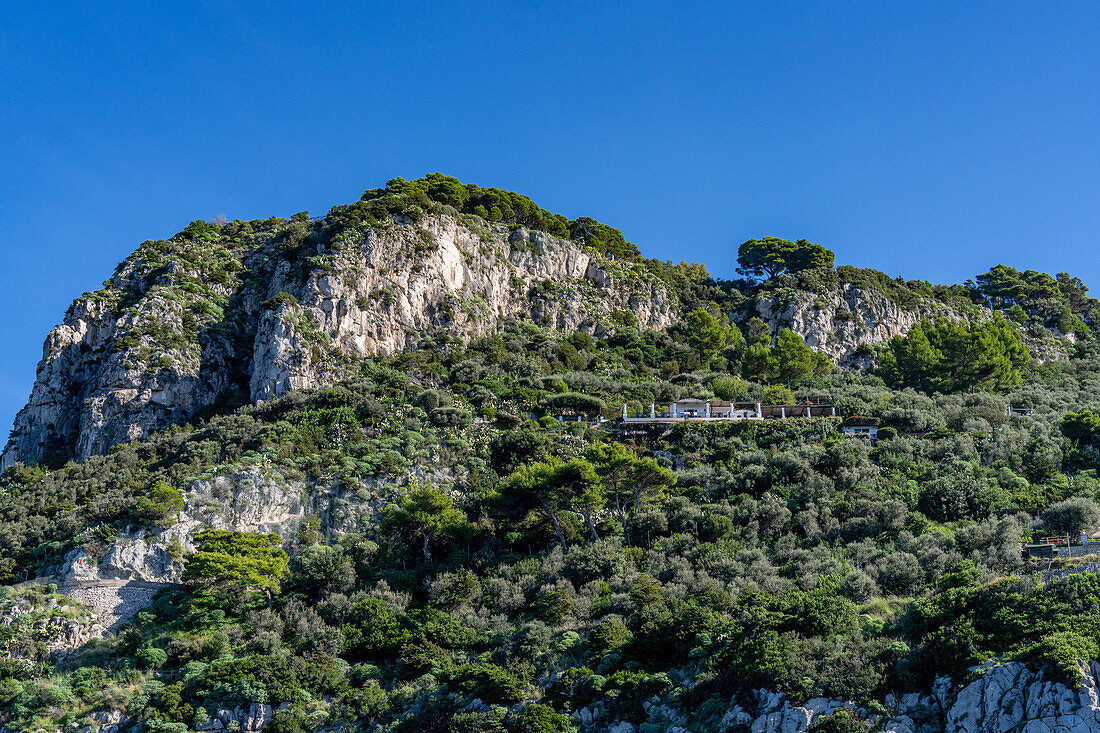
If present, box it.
[3,216,676,467]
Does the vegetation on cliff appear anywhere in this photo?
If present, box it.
[3,314,1100,730]
[4,177,1100,731]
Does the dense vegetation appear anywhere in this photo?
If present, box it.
[5,300,1100,731]
[6,176,1100,731]
[877,316,1030,393]
[736,237,835,281]
[358,174,643,261]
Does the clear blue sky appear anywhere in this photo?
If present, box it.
[2,1,1099,432]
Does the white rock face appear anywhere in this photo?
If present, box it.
[55,467,329,586]
[754,282,972,366]
[2,215,677,467]
[940,660,1100,733]
[702,661,1100,733]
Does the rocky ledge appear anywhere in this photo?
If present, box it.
[3,215,677,467]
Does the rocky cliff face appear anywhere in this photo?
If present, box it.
[45,465,407,637]
[58,465,399,587]
[570,660,1100,733]
[753,283,974,367]
[3,214,676,467]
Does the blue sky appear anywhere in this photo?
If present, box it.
[2,1,1099,432]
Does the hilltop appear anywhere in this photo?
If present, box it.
[4,175,1100,733]
[7,175,1094,469]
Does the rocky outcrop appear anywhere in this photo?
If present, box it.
[1,590,102,663]
[195,702,283,732]
[567,660,1100,733]
[754,283,974,366]
[936,659,1100,733]
[246,219,674,401]
[3,215,676,467]
[47,466,399,631]
[75,703,280,733]
[706,661,1100,733]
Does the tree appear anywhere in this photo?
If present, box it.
[742,342,777,384]
[587,443,676,543]
[878,316,1028,393]
[295,544,355,598]
[762,384,795,405]
[973,264,1097,330]
[918,475,1011,522]
[502,457,606,551]
[711,376,748,401]
[383,481,466,561]
[1062,407,1100,447]
[557,459,606,542]
[684,308,735,366]
[878,322,941,392]
[1041,498,1100,538]
[773,328,829,387]
[737,237,835,280]
[132,480,185,528]
[183,530,289,606]
[569,217,641,260]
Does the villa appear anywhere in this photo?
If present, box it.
[843,416,880,439]
[622,398,837,423]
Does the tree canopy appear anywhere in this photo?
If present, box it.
[183,530,290,603]
[382,482,468,561]
[878,316,1029,393]
[737,237,835,280]
[972,264,1097,332]
[360,173,642,260]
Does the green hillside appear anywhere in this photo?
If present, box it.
[4,178,1100,732]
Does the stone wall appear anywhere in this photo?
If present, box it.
[58,580,170,631]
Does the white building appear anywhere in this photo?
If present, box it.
[622,399,762,423]
[622,398,837,424]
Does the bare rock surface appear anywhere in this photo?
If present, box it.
[754,283,971,366]
[572,661,1100,733]
[3,215,676,467]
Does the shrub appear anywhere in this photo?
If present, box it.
[808,708,871,732]
[133,481,185,527]
[763,384,796,405]
[136,645,169,669]
[532,589,574,623]
[588,618,630,656]
[512,703,578,733]
[1041,498,1100,537]
[1028,630,1098,686]
[450,663,528,704]
[429,407,472,428]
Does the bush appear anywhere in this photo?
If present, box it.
[450,663,528,704]
[808,708,871,732]
[874,552,923,596]
[133,481,185,527]
[512,703,577,733]
[588,618,630,656]
[532,589,574,623]
[763,385,796,404]
[1041,498,1100,537]
[136,645,169,669]
[1028,630,1098,686]
[429,407,472,429]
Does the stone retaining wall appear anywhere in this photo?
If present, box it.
[56,580,173,631]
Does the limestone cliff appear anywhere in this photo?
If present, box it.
[568,659,1100,732]
[3,214,676,467]
[752,283,976,367]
